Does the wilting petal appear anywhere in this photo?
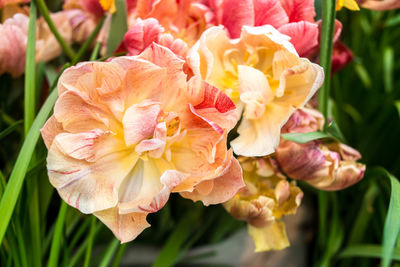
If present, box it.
[94,208,150,243]
[180,157,244,205]
[279,0,316,22]
[248,221,290,252]
[278,21,318,57]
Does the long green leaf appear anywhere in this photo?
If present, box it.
[98,239,120,267]
[24,0,37,136]
[339,244,400,261]
[0,120,23,140]
[47,202,68,267]
[281,131,332,144]
[381,170,400,267]
[106,0,127,56]
[83,216,97,267]
[318,0,337,121]
[0,88,58,245]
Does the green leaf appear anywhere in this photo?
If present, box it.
[281,131,332,144]
[47,202,68,267]
[0,120,23,140]
[0,88,58,245]
[152,214,198,267]
[354,63,372,89]
[383,47,394,93]
[381,171,400,267]
[395,101,400,119]
[98,239,120,267]
[24,0,37,136]
[339,244,400,261]
[83,216,97,267]
[106,0,128,56]
[326,121,347,143]
[318,0,337,121]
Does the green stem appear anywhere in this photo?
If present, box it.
[73,16,106,65]
[47,202,68,267]
[318,0,337,122]
[98,239,120,267]
[34,0,76,60]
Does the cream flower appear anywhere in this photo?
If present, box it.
[188,25,324,157]
[224,157,303,251]
[41,44,244,243]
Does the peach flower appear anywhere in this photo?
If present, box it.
[224,157,303,251]
[0,0,29,8]
[276,108,365,191]
[135,0,215,46]
[188,25,324,157]
[41,44,244,242]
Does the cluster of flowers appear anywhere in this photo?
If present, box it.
[2,0,387,251]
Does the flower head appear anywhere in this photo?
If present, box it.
[224,157,303,251]
[337,0,360,10]
[188,25,324,157]
[276,108,365,191]
[41,44,244,242]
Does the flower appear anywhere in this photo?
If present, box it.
[209,0,319,56]
[0,0,29,8]
[356,0,400,10]
[336,0,360,10]
[276,108,366,191]
[224,157,303,251]
[135,0,215,46]
[0,13,28,77]
[99,0,115,13]
[188,25,324,157]
[120,18,188,58]
[41,44,244,242]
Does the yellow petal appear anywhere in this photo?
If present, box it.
[248,221,290,252]
[100,0,116,13]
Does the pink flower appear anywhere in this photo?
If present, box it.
[209,0,319,56]
[41,44,244,242]
[0,13,28,77]
[121,18,188,58]
[276,108,365,191]
[188,25,324,157]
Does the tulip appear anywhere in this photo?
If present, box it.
[224,157,303,251]
[276,108,366,191]
[208,0,319,56]
[357,0,400,10]
[0,13,28,77]
[188,25,324,157]
[41,44,244,242]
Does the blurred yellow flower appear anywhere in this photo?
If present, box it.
[224,157,303,252]
[336,0,360,10]
[99,0,115,13]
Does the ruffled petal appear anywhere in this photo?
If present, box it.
[180,157,244,205]
[222,0,255,38]
[253,0,289,28]
[279,0,316,22]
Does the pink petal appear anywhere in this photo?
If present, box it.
[253,0,289,28]
[122,100,162,147]
[279,21,319,57]
[279,0,316,22]
[41,115,63,149]
[222,0,255,38]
